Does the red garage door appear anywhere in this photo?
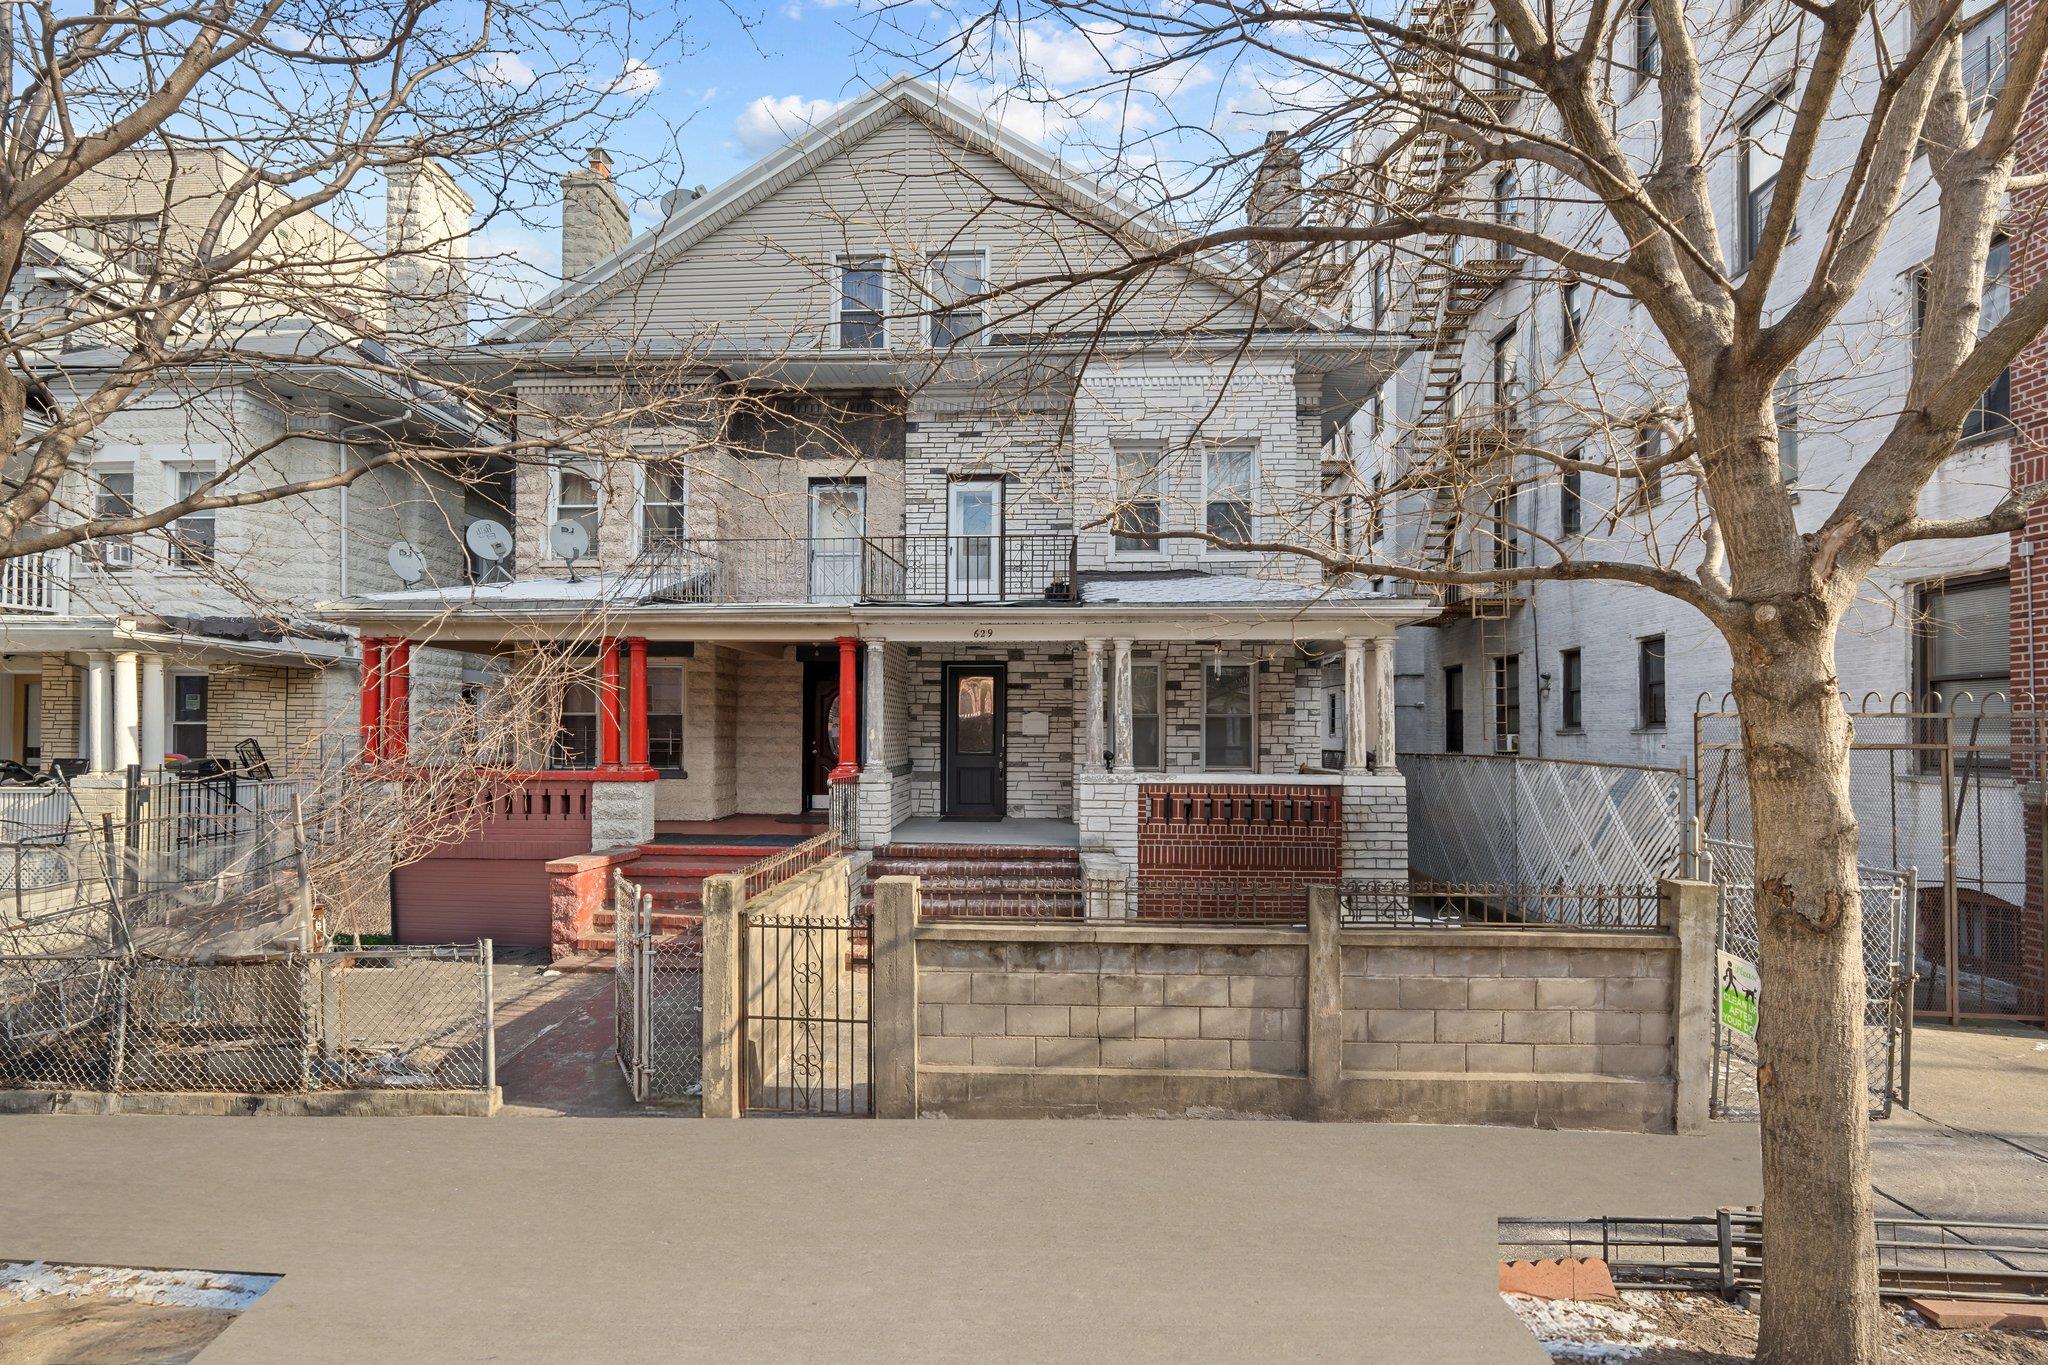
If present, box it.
[393,780,593,949]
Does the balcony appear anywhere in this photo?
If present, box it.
[0,549,68,614]
[632,534,1080,607]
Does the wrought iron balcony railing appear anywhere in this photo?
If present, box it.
[630,533,1080,606]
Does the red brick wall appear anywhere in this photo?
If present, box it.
[1136,783,1342,919]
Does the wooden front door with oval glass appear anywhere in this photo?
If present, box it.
[941,663,1006,818]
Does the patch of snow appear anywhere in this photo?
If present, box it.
[0,1261,277,1314]
[1502,1293,1683,1362]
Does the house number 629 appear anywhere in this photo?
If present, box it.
[971,627,996,639]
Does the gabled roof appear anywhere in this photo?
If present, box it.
[490,74,1350,345]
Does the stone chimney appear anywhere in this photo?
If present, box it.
[561,147,631,281]
[1246,131,1303,281]
[384,160,473,348]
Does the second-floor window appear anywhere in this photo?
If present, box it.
[1633,0,1660,89]
[88,467,136,568]
[928,250,987,347]
[1963,4,2008,116]
[1739,94,1793,270]
[641,462,686,549]
[1561,464,1585,537]
[1491,326,1520,413]
[837,255,887,349]
[1561,280,1587,351]
[1204,444,1255,547]
[170,467,217,567]
[1639,635,1667,729]
[1492,169,1519,260]
[1915,237,2013,441]
[1560,648,1583,730]
[1774,371,1800,482]
[1631,427,1664,509]
[1489,482,1520,569]
[1113,443,1162,553]
[552,465,601,556]
[1492,654,1521,753]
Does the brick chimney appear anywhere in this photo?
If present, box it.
[1247,131,1303,281]
[561,147,630,281]
[384,160,473,348]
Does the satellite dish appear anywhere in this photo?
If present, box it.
[387,541,426,587]
[465,519,514,563]
[549,519,591,579]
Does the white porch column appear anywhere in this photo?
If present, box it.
[140,655,166,768]
[1343,637,1370,774]
[1111,638,1134,775]
[1368,636,1396,774]
[864,639,885,765]
[1083,639,1107,773]
[84,652,111,771]
[111,650,140,770]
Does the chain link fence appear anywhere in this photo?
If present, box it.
[613,873,702,1103]
[0,944,494,1096]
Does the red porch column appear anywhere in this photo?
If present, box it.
[358,637,385,764]
[830,635,861,782]
[384,640,411,763]
[627,637,651,768]
[599,637,623,769]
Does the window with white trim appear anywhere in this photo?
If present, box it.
[1112,443,1162,553]
[1492,168,1519,260]
[837,255,886,349]
[551,464,601,553]
[1633,0,1659,89]
[1202,659,1255,770]
[641,461,686,549]
[1738,94,1793,270]
[86,467,136,568]
[1203,445,1255,547]
[927,250,987,347]
[1561,280,1587,351]
[1963,4,2008,116]
[1492,654,1522,753]
[1917,574,2010,761]
[170,674,208,759]
[170,466,217,567]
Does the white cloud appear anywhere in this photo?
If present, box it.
[476,51,536,87]
[610,57,661,97]
[734,93,846,154]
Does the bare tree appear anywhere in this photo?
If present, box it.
[894,0,2048,1357]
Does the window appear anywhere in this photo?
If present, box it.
[1560,649,1583,731]
[1103,660,1165,770]
[640,462,686,549]
[1488,18,1512,88]
[1491,326,1520,413]
[1561,280,1587,351]
[1202,660,1255,769]
[1966,236,2014,440]
[552,680,599,769]
[1492,169,1519,260]
[170,466,217,567]
[1444,665,1465,753]
[1638,636,1667,729]
[1774,371,1800,482]
[836,255,886,349]
[1633,0,1660,88]
[1112,444,1163,553]
[1560,465,1584,537]
[1489,482,1520,569]
[170,675,208,759]
[82,215,156,274]
[1962,4,2008,116]
[1739,94,1793,270]
[1492,655,1522,753]
[1918,574,2010,757]
[1631,427,1664,508]
[1204,445,1255,547]
[552,465,601,555]
[86,467,136,568]
[928,250,987,347]
[648,663,686,771]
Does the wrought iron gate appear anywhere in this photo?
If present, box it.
[613,872,703,1104]
[741,909,871,1116]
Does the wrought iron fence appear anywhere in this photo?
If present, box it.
[630,533,1081,606]
[1403,752,1686,889]
[738,829,844,902]
[0,943,494,1095]
[1341,879,1665,929]
[613,871,701,1103]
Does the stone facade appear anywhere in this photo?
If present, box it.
[902,644,1077,820]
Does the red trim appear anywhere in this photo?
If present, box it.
[830,634,861,782]
[359,637,385,765]
[599,637,623,769]
[384,640,411,763]
[627,637,650,768]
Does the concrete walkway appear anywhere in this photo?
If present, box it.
[0,1115,1759,1362]
[1871,1023,2048,1238]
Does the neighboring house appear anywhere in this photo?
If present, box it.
[0,155,481,782]
[336,77,1425,953]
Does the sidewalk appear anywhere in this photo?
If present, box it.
[0,1114,1760,1363]
[1872,1024,2048,1236]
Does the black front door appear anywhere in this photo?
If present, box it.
[803,661,842,812]
[942,664,1005,818]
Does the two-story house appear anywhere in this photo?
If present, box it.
[335,77,1428,952]
[0,154,482,792]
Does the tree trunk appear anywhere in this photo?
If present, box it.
[1733,617,1881,1364]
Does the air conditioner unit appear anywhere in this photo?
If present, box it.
[1496,734,1521,755]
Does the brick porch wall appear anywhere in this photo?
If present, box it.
[2010,0,2047,1015]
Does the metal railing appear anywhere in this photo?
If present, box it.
[0,943,495,1096]
[0,548,68,614]
[1341,879,1665,929]
[632,533,1080,606]
[739,829,844,903]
